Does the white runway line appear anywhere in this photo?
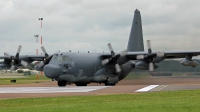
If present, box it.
[135,85,159,92]
[0,86,109,93]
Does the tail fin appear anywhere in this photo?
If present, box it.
[127,9,144,52]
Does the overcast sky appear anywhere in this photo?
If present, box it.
[1,0,200,56]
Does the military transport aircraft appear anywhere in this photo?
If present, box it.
[0,9,200,86]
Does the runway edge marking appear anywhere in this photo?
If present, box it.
[135,85,159,92]
[150,85,168,92]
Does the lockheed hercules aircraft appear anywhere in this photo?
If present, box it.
[0,9,200,86]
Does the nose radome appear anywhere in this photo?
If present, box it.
[44,64,61,78]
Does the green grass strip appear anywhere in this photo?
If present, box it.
[0,89,200,112]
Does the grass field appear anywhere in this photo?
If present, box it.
[0,90,200,112]
[0,73,50,85]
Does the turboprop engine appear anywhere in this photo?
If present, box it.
[135,61,159,70]
[135,40,165,71]
[34,46,53,71]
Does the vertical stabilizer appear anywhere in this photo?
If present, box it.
[127,9,144,52]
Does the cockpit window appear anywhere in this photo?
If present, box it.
[62,56,68,61]
[52,55,70,62]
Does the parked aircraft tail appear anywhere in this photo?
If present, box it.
[127,9,144,52]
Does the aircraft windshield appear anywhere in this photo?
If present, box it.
[52,55,70,62]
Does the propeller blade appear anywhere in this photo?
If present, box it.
[41,46,48,57]
[147,40,152,54]
[156,51,165,57]
[107,43,113,52]
[115,63,121,73]
[147,40,151,49]
[119,50,127,57]
[4,52,13,59]
[149,62,154,71]
[102,59,109,65]
[10,65,15,72]
[136,55,144,60]
[15,45,22,58]
[108,43,115,56]
[17,45,22,54]
[21,60,28,67]
[37,61,44,68]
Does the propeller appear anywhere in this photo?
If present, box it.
[102,43,127,73]
[36,46,52,68]
[4,45,28,72]
[136,40,165,71]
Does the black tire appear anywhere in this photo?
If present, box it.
[57,81,67,87]
[75,83,87,86]
[105,82,116,86]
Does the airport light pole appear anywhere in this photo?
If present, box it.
[34,34,39,55]
[38,18,43,76]
[38,18,43,28]
[38,18,43,54]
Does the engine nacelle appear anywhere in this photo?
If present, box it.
[180,59,199,67]
[130,61,136,68]
[135,61,159,70]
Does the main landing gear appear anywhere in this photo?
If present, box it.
[105,82,116,86]
[57,81,67,87]
[75,83,88,86]
[57,81,88,87]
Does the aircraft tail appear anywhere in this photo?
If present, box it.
[127,9,144,52]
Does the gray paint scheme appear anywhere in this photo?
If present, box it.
[127,9,144,52]
[1,9,200,86]
[44,52,133,85]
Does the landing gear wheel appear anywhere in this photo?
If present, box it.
[105,82,116,86]
[75,83,88,86]
[57,81,67,87]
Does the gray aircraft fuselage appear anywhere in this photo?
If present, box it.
[44,52,134,86]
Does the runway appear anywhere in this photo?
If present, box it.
[1,84,200,93]
[0,86,110,93]
[0,77,200,99]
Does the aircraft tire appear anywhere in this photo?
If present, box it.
[75,83,87,86]
[57,81,67,87]
[105,83,116,86]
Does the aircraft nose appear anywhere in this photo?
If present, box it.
[43,64,61,78]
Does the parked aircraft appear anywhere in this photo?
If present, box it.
[0,9,199,86]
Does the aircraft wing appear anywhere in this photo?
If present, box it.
[0,55,45,62]
[126,50,200,60]
[21,55,46,62]
[0,56,8,59]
